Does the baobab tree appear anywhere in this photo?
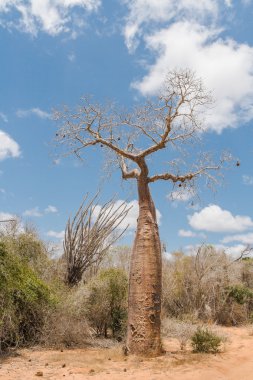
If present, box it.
[55,70,227,356]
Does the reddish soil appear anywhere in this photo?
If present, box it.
[1,327,253,379]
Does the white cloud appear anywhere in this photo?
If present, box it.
[45,205,58,214]
[123,0,253,133]
[0,212,16,222]
[0,0,101,36]
[168,188,195,202]
[23,207,43,217]
[222,233,253,245]
[242,175,253,186]
[0,212,24,234]
[16,107,51,119]
[23,205,58,217]
[184,242,247,257]
[0,112,8,123]
[123,0,218,51]
[47,241,64,258]
[93,199,162,231]
[132,22,253,133]
[216,243,248,256]
[0,130,21,161]
[47,230,65,239]
[178,229,207,238]
[179,229,197,237]
[188,204,253,233]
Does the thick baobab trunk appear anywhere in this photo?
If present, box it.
[126,175,162,356]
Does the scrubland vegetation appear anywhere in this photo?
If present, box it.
[1,220,253,355]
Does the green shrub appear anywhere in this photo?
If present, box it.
[191,327,222,353]
[84,268,128,338]
[1,230,52,279]
[0,242,55,351]
[226,285,253,305]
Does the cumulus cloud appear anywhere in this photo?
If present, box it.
[132,22,253,133]
[0,212,24,234]
[93,199,161,231]
[47,230,65,239]
[16,107,51,119]
[0,212,16,222]
[178,229,197,238]
[23,205,58,217]
[184,242,248,257]
[123,0,218,51]
[222,233,253,245]
[188,204,253,233]
[23,207,43,217]
[215,243,248,256]
[0,130,21,161]
[0,0,101,36]
[123,1,253,133]
[45,205,58,214]
[178,229,206,238]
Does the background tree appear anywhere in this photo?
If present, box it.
[64,194,130,286]
[55,69,228,356]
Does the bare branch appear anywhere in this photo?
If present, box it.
[119,156,140,180]
[228,245,253,266]
[148,166,220,184]
[55,69,227,192]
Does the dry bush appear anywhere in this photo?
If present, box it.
[162,246,253,325]
[162,318,198,350]
[40,291,92,348]
[77,268,128,339]
[41,267,128,348]
[40,309,92,348]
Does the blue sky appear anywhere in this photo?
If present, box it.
[0,0,253,256]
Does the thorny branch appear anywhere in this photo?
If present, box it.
[63,193,131,286]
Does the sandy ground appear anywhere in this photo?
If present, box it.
[1,327,253,379]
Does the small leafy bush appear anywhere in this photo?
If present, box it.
[226,285,253,305]
[0,242,55,351]
[84,268,128,338]
[191,327,222,353]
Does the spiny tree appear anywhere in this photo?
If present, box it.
[64,194,130,286]
[55,69,228,356]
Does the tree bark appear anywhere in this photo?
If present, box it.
[126,173,162,356]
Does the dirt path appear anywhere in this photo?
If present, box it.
[1,327,253,379]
